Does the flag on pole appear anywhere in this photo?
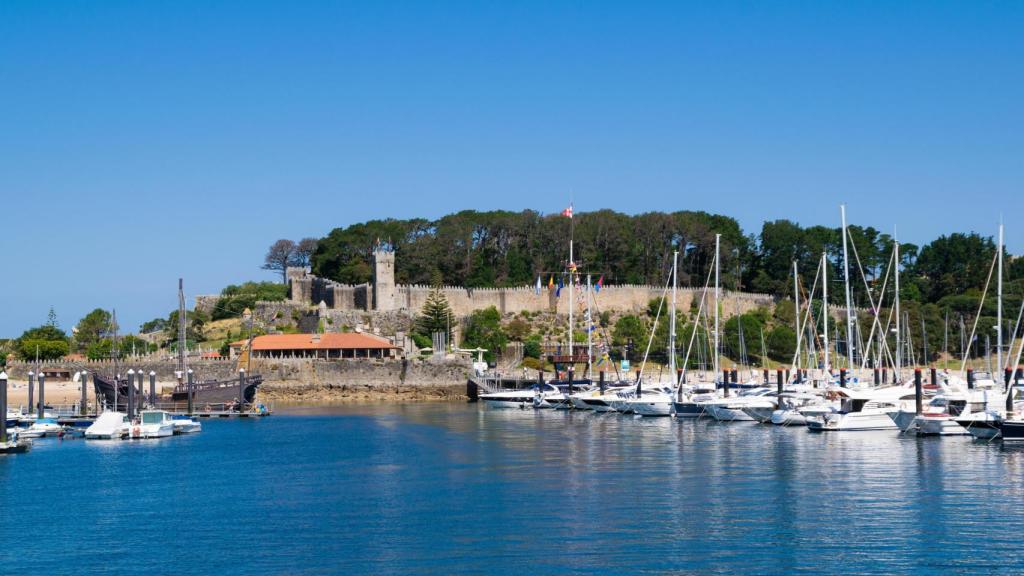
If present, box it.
[548,275,554,289]
[595,275,604,293]
[535,276,542,295]
[561,204,573,218]
[556,277,564,297]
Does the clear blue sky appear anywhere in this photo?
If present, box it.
[1,2,1022,336]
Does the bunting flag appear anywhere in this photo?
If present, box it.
[535,276,542,295]
[548,275,554,289]
[561,204,573,218]
[556,277,564,297]
[595,275,604,293]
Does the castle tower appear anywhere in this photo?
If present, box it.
[372,244,396,311]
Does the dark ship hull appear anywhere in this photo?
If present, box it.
[93,374,142,412]
[171,374,263,406]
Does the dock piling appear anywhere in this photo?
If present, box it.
[238,369,245,412]
[149,371,156,406]
[1,371,7,443]
[37,372,45,418]
[127,369,135,419]
[187,369,194,415]
[839,369,846,387]
[27,371,34,415]
[776,368,783,399]
[1005,368,1014,416]
[914,368,923,415]
[79,371,88,416]
[599,371,606,395]
[967,368,974,389]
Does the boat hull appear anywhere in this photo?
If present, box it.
[956,416,1001,439]
[672,402,705,418]
[706,405,756,422]
[807,412,898,432]
[170,375,263,406]
[915,416,969,436]
[770,409,807,426]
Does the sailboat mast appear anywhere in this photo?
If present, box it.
[822,252,830,377]
[586,274,593,381]
[793,261,801,372]
[998,222,1004,386]
[669,250,678,383]
[714,234,721,382]
[841,204,855,370]
[178,278,187,375]
[568,219,574,381]
[895,240,902,380]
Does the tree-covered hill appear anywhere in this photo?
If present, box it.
[311,209,1024,308]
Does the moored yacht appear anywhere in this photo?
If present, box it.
[85,411,130,440]
[171,415,202,435]
[806,386,908,431]
[132,410,175,439]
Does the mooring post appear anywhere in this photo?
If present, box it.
[27,371,34,415]
[187,369,195,415]
[635,369,642,397]
[238,369,246,412]
[763,368,769,384]
[137,370,145,412]
[37,372,46,418]
[776,368,784,399]
[914,368,923,416]
[126,369,135,420]
[723,368,730,397]
[149,371,156,407]
[79,371,89,416]
[967,368,974,390]
[567,367,574,395]
[882,368,887,385]
[930,367,937,387]
[538,369,544,386]
[599,370,606,395]
[0,371,8,444]
[839,369,846,388]
[731,369,738,386]
[873,368,880,386]
[1006,367,1014,416]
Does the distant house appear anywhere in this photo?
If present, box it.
[229,333,401,360]
[200,351,222,360]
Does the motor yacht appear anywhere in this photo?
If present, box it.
[806,386,909,431]
[132,410,175,439]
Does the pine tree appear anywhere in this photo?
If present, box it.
[416,272,454,339]
[46,306,59,328]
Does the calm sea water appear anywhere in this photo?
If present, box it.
[3,404,1024,575]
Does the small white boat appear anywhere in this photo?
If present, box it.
[85,412,130,440]
[703,388,775,422]
[132,410,175,439]
[171,415,202,435]
[480,387,540,409]
[19,418,63,438]
[807,386,908,431]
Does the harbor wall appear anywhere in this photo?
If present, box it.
[3,357,471,399]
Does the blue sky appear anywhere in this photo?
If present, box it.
[1,1,1022,336]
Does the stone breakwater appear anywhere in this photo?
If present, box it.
[4,357,472,402]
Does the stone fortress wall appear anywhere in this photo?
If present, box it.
[272,247,776,318]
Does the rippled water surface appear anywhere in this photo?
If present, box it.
[3,403,1024,574]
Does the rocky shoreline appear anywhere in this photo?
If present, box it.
[258,383,467,403]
